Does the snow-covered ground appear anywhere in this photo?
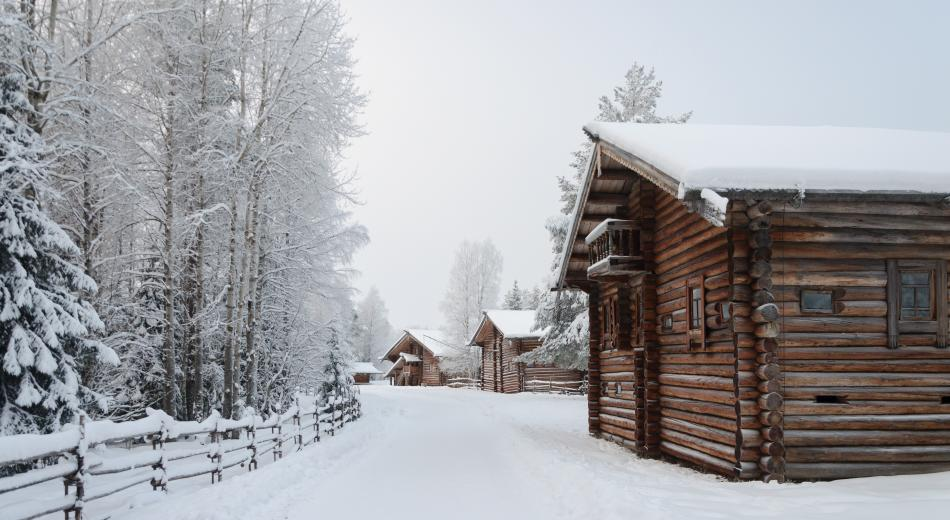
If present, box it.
[80,387,950,519]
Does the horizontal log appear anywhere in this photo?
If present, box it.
[784,414,950,430]
[784,372,950,387]
[785,462,950,479]
[786,445,950,463]
[784,429,950,446]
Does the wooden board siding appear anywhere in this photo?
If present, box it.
[770,199,950,479]
[654,190,738,476]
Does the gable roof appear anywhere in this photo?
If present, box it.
[584,122,950,197]
[469,310,545,345]
[383,357,404,378]
[556,122,950,289]
[381,328,463,362]
[350,362,382,375]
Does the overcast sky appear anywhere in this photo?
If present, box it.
[339,0,950,330]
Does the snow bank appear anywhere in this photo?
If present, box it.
[584,122,950,195]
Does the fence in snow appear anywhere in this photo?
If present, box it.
[445,377,479,389]
[0,390,361,520]
[523,378,587,395]
[446,377,588,394]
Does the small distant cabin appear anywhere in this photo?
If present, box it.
[351,362,382,384]
[469,310,583,393]
[381,329,456,386]
[556,122,950,482]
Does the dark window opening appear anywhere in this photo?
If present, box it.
[815,395,848,404]
[942,396,950,405]
[661,314,673,333]
[900,270,933,321]
[689,287,703,330]
[801,289,834,313]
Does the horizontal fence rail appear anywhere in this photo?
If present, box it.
[445,377,479,389]
[523,379,587,395]
[0,390,362,520]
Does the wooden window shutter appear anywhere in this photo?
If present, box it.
[886,260,899,349]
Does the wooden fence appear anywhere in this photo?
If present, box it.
[523,378,587,395]
[0,391,361,520]
[445,377,480,389]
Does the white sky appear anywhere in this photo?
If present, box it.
[339,0,950,330]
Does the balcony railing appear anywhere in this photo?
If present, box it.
[584,219,646,278]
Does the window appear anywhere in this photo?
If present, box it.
[887,260,948,349]
[900,271,933,320]
[801,289,834,314]
[661,314,673,333]
[685,276,705,349]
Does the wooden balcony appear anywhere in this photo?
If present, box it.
[585,219,646,279]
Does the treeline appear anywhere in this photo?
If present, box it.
[0,0,365,435]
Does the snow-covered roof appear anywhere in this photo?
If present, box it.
[469,310,546,345]
[399,352,421,363]
[383,357,404,378]
[584,122,950,196]
[381,329,463,361]
[350,362,382,375]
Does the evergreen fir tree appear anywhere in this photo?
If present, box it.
[0,11,115,434]
[502,281,524,310]
[320,321,354,399]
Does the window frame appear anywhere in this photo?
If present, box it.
[887,259,948,349]
[800,288,835,315]
[685,276,706,350]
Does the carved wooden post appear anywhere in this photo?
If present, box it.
[746,200,785,483]
[587,285,602,436]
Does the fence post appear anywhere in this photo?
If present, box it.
[313,396,321,444]
[150,418,169,492]
[65,415,87,520]
[294,397,303,450]
[328,396,336,437]
[248,416,258,471]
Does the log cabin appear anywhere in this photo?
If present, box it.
[555,122,950,482]
[381,329,458,386]
[351,362,382,384]
[469,309,583,393]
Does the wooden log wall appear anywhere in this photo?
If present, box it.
[517,338,584,392]
[480,328,500,392]
[654,190,737,476]
[745,200,785,482]
[598,280,641,451]
[769,199,950,480]
[422,349,443,386]
[500,338,522,393]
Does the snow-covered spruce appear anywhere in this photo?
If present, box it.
[0,11,115,436]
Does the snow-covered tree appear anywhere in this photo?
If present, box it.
[502,281,525,310]
[526,62,690,371]
[0,10,116,434]
[440,239,503,343]
[351,287,394,362]
[319,320,354,399]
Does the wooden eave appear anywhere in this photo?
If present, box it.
[555,139,682,290]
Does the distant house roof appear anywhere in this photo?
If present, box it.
[469,310,546,345]
[381,329,463,362]
[350,362,382,375]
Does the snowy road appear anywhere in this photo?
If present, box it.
[114,386,950,520]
